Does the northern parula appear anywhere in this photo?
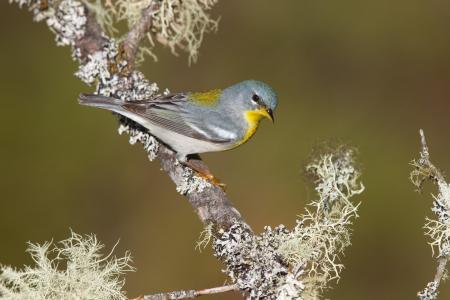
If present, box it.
[79,80,277,182]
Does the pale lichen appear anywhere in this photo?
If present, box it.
[0,231,134,300]
[118,123,159,161]
[81,0,117,35]
[418,281,439,300]
[75,40,118,84]
[12,0,86,38]
[175,163,212,195]
[47,0,87,46]
[214,223,293,299]
[277,272,306,300]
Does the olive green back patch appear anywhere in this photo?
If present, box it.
[189,89,222,107]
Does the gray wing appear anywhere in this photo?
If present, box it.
[121,94,233,144]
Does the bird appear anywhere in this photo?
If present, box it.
[78,80,278,185]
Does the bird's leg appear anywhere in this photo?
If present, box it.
[182,154,226,190]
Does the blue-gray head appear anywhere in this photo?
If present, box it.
[222,80,278,122]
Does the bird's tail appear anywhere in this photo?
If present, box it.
[78,93,124,111]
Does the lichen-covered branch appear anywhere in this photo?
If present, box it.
[213,145,364,299]
[411,129,450,300]
[7,1,364,299]
[122,1,159,66]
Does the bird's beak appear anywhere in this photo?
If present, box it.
[252,107,274,123]
[267,108,274,123]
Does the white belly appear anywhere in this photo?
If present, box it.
[148,122,228,155]
[118,110,230,157]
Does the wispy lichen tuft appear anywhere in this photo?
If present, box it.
[411,129,450,300]
[80,0,219,63]
[196,223,213,252]
[0,231,134,300]
[81,0,117,35]
[279,145,364,298]
[117,0,219,63]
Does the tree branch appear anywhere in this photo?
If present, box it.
[75,9,109,61]
[419,129,449,287]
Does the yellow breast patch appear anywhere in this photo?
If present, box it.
[189,89,222,107]
[239,109,267,145]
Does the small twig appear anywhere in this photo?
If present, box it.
[413,130,450,299]
[419,129,430,162]
[135,284,238,300]
[123,0,159,65]
[418,129,445,183]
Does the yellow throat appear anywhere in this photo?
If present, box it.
[240,108,272,145]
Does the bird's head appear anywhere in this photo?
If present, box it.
[223,80,278,123]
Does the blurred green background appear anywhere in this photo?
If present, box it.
[1,1,450,299]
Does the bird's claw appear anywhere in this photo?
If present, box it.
[196,172,227,191]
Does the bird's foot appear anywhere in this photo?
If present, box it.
[182,157,226,191]
[195,172,227,191]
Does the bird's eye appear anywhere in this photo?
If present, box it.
[252,94,260,104]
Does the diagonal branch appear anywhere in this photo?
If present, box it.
[158,147,243,227]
